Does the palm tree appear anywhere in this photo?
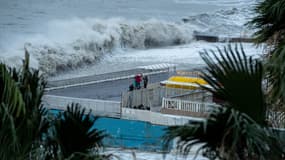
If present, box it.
[52,103,106,159]
[248,0,285,45]
[0,50,49,159]
[163,107,284,160]
[248,0,285,107]
[200,44,266,124]
[1,51,109,159]
[163,45,285,159]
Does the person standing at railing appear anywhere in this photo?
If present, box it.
[129,84,134,91]
[143,74,148,88]
[134,74,142,89]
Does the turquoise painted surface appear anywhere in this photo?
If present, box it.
[95,117,167,150]
[49,109,167,151]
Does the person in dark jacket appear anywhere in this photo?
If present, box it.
[129,84,134,91]
[143,75,148,88]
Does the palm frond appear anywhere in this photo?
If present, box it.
[163,107,284,159]
[0,103,20,159]
[199,44,266,124]
[53,103,106,158]
[248,0,285,44]
[0,64,25,117]
[0,50,49,159]
[266,41,285,106]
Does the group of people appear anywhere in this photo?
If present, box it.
[129,73,148,91]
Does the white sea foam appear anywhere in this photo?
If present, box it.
[48,42,263,81]
[1,18,194,75]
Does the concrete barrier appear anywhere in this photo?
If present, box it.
[121,108,205,126]
[42,95,121,118]
[193,32,253,43]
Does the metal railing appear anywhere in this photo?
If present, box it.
[176,70,202,77]
[162,97,218,113]
[121,86,192,110]
[122,86,212,110]
[170,90,213,102]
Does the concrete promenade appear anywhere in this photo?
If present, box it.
[47,68,147,88]
[46,68,172,101]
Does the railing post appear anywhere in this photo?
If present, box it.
[196,103,199,112]
[178,99,181,110]
[120,92,123,118]
[162,98,165,108]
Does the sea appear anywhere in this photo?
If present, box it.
[0,0,263,81]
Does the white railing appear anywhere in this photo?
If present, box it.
[162,97,218,113]
[42,95,121,118]
[176,70,202,77]
[121,86,192,109]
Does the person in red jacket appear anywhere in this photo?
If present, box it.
[134,74,142,89]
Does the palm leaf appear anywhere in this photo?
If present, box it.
[199,44,266,124]
[0,104,20,159]
[247,0,285,109]
[266,41,285,106]
[0,50,49,159]
[248,0,285,44]
[53,103,106,158]
[0,64,25,117]
[163,107,284,159]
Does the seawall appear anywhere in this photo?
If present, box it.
[193,32,253,43]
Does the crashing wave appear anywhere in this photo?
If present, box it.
[20,18,193,75]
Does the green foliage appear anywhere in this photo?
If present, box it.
[199,44,266,124]
[0,64,25,117]
[0,50,48,159]
[248,0,285,107]
[0,51,108,159]
[248,0,285,44]
[163,107,284,160]
[266,42,285,106]
[163,44,285,159]
[53,103,106,159]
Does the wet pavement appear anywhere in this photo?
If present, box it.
[46,71,171,101]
